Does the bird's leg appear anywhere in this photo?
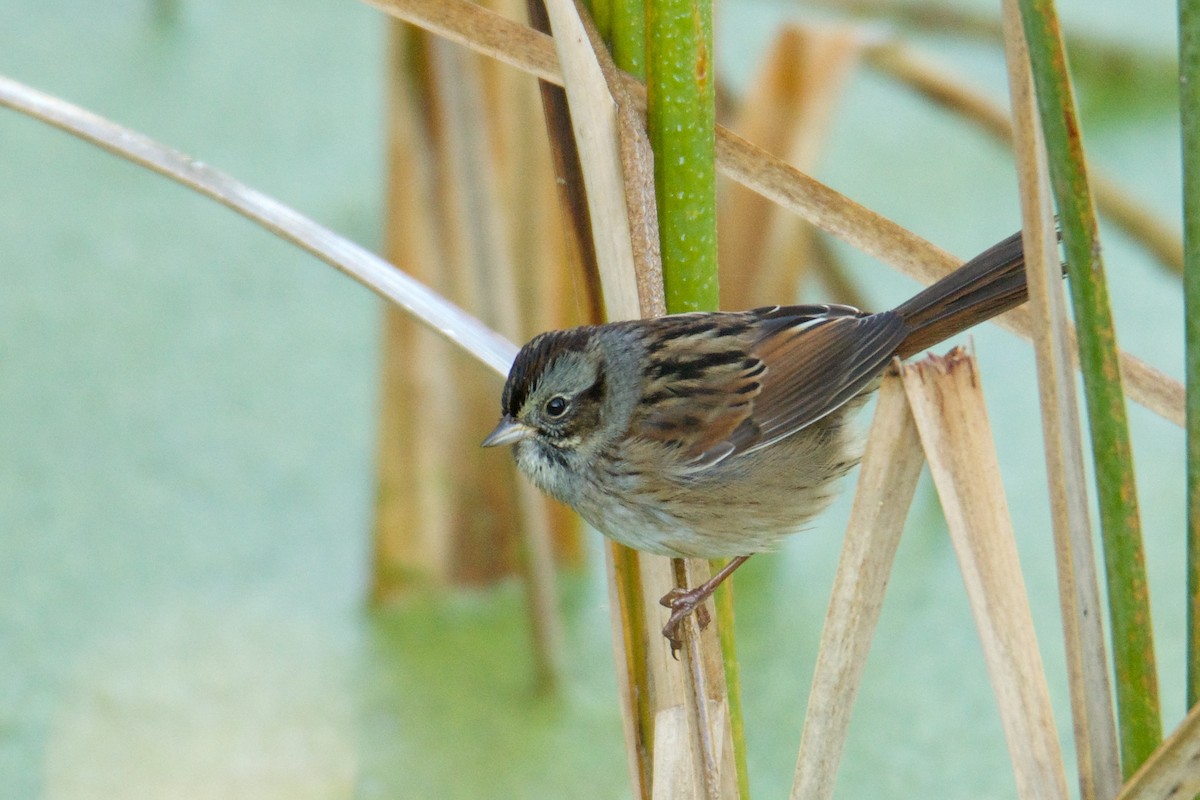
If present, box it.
[660,555,752,651]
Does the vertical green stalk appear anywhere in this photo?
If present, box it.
[611,0,646,80]
[1018,0,1162,776]
[645,0,719,312]
[1182,0,1200,712]
[643,2,746,796]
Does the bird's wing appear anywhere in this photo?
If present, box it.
[630,312,770,464]
[633,306,907,469]
[737,305,907,454]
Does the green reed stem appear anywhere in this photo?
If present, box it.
[646,0,719,313]
[643,1,745,795]
[1017,0,1162,776]
[1182,0,1200,712]
[611,0,646,81]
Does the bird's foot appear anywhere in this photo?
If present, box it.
[659,586,713,657]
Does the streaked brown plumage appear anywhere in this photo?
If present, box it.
[484,231,1031,643]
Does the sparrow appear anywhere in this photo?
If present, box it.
[484,231,1030,645]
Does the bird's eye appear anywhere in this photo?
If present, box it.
[544,396,569,418]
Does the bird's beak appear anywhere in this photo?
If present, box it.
[481,416,535,448]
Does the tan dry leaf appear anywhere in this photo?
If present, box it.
[790,371,924,800]
[902,350,1070,800]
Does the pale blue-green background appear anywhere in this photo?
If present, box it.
[0,0,1186,797]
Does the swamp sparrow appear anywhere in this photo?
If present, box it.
[484,231,1030,644]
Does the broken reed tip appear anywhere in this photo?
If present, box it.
[900,345,980,379]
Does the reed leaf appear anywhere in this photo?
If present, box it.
[1181,0,1200,713]
[999,5,1121,796]
[540,5,665,795]
[1016,0,1162,776]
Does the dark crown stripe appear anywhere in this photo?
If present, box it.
[502,327,594,416]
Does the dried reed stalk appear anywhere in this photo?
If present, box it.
[540,1,735,796]
[376,27,516,589]
[373,25,461,593]
[719,25,867,310]
[362,0,1184,429]
[790,370,925,800]
[373,17,568,684]
[1000,5,1121,797]
[902,350,1070,800]
[522,0,606,329]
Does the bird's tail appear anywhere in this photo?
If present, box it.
[893,231,1031,359]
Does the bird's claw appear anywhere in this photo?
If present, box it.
[659,587,712,657]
